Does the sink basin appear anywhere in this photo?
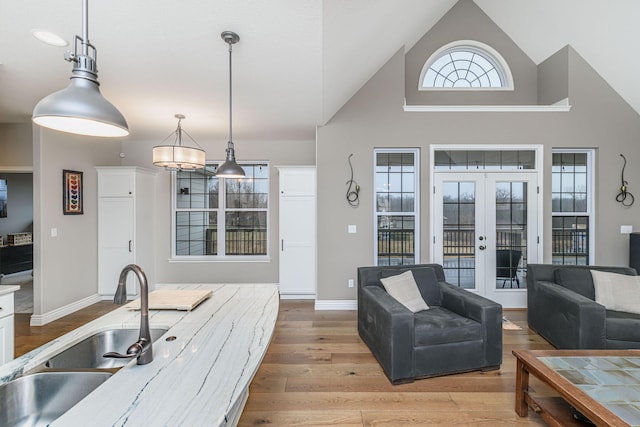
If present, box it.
[0,371,112,427]
[46,328,168,369]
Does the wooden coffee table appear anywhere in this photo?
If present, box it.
[513,349,640,426]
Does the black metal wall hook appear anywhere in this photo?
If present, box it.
[616,154,635,206]
[346,154,360,207]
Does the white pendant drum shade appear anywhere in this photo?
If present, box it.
[32,0,129,138]
[153,114,206,171]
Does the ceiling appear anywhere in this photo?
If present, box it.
[1,0,639,142]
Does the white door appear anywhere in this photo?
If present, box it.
[279,196,315,295]
[98,197,136,296]
[433,172,538,308]
[278,167,316,297]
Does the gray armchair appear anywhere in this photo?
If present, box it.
[357,264,502,384]
[527,264,640,349]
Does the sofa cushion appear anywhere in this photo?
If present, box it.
[554,268,595,300]
[379,270,429,313]
[591,270,640,315]
[379,267,443,306]
[414,306,482,346]
[606,310,640,342]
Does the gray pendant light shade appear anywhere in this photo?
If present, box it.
[216,31,245,179]
[153,114,205,171]
[216,141,245,177]
[32,0,129,138]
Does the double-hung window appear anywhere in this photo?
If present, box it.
[551,150,594,265]
[173,163,269,259]
[374,149,420,266]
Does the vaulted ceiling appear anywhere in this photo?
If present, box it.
[1,0,638,142]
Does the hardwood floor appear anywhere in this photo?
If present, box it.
[13,300,554,426]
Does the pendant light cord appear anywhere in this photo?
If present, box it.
[81,0,89,56]
[228,41,233,145]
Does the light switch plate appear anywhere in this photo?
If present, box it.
[621,225,633,234]
[348,225,357,234]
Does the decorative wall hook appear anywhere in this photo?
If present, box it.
[616,154,635,206]
[346,154,360,207]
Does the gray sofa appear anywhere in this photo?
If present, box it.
[527,264,640,349]
[357,264,502,384]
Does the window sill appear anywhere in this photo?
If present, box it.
[403,98,571,113]
[169,256,271,263]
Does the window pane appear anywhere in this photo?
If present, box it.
[176,211,217,256]
[225,211,267,255]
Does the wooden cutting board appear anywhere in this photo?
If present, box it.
[126,289,213,311]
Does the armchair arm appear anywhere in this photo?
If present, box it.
[358,285,415,382]
[529,281,606,349]
[440,283,502,367]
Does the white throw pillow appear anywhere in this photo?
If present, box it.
[590,270,640,315]
[379,270,429,313]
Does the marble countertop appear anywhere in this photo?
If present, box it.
[0,285,20,296]
[0,283,279,426]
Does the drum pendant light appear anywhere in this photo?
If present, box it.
[153,114,206,171]
[32,0,129,137]
[215,31,245,178]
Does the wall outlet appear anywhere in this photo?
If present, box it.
[348,225,357,234]
[348,279,354,288]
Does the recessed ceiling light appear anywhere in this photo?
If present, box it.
[31,29,68,47]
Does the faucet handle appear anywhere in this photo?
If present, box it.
[103,340,146,359]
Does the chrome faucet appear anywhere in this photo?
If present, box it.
[103,264,153,365]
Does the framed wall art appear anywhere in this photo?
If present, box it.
[63,169,83,215]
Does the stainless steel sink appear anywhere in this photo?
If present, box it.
[0,371,112,427]
[46,328,168,369]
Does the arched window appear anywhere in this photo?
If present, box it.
[419,41,513,90]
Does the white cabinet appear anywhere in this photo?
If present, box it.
[0,292,15,364]
[97,167,155,298]
[277,167,316,298]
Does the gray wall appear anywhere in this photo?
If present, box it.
[405,0,538,106]
[0,123,32,168]
[0,173,33,241]
[33,127,121,315]
[316,44,640,301]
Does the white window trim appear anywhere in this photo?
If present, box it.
[551,148,596,265]
[419,40,514,91]
[170,161,270,262]
[373,148,420,265]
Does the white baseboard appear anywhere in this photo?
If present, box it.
[280,294,316,300]
[314,300,357,310]
[30,293,102,326]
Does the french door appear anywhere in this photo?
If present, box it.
[433,172,538,308]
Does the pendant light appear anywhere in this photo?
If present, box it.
[32,0,128,137]
[215,31,245,178]
[153,114,206,171]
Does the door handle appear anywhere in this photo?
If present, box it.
[478,245,486,250]
[281,239,284,251]
[129,240,132,252]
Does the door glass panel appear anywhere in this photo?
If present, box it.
[442,182,475,289]
[495,181,527,289]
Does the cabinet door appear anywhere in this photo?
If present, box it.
[279,168,316,196]
[98,198,136,295]
[98,170,135,197]
[279,196,316,295]
[0,315,14,365]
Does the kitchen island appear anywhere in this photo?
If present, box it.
[0,283,279,426]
